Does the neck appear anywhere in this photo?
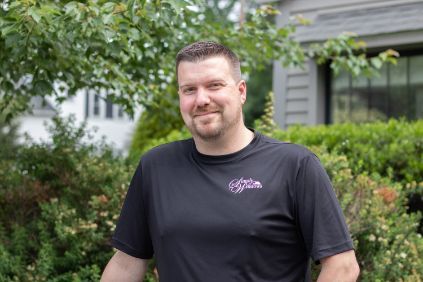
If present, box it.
[193,125,254,156]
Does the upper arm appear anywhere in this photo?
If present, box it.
[295,154,354,261]
[101,250,149,282]
[317,250,360,282]
[112,161,154,259]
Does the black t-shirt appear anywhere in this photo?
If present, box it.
[112,131,354,282]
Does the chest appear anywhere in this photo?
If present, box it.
[144,161,298,245]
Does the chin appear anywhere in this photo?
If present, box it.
[192,123,224,141]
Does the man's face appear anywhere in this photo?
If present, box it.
[177,56,247,141]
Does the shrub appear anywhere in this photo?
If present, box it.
[139,127,191,155]
[253,91,277,136]
[314,147,422,281]
[272,119,423,184]
[0,119,20,160]
[129,89,184,159]
[0,116,156,281]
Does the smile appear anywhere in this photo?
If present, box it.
[194,111,219,117]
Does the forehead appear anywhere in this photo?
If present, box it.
[177,56,234,85]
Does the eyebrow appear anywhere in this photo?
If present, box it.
[179,84,194,89]
[179,79,227,89]
[207,79,227,84]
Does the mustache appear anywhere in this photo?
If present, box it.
[193,107,221,115]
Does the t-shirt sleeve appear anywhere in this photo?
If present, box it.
[111,161,154,259]
[295,153,354,263]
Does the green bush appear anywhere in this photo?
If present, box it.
[314,147,422,281]
[139,127,191,155]
[0,119,20,160]
[272,119,423,184]
[129,88,184,160]
[0,116,159,281]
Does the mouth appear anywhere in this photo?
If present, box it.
[194,111,219,117]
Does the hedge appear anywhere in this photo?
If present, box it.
[272,119,423,185]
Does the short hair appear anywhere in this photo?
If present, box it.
[175,41,241,81]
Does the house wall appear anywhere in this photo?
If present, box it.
[18,90,141,154]
[272,0,423,128]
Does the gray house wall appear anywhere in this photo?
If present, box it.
[272,0,423,128]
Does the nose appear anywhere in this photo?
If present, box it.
[195,87,210,107]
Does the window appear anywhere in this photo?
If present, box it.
[118,106,124,118]
[86,90,127,120]
[93,94,100,116]
[106,99,113,119]
[329,53,423,123]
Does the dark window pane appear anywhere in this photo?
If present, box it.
[94,94,100,116]
[106,99,113,119]
[350,76,369,122]
[389,57,408,119]
[118,106,124,118]
[332,71,350,123]
[410,55,423,119]
[85,91,90,119]
[369,64,388,121]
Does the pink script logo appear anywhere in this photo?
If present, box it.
[228,177,263,194]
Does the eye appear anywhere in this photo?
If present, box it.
[208,82,224,90]
[182,87,196,95]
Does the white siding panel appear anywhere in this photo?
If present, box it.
[286,99,308,113]
[287,73,309,88]
[287,64,309,75]
[286,112,309,125]
[286,87,309,100]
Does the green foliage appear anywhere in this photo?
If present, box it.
[137,127,191,156]
[244,64,273,126]
[0,118,20,160]
[309,33,399,77]
[0,116,137,281]
[129,86,184,159]
[253,91,277,135]
[315,148,422,281]
[0,1,398,121]
[272,119,423,184]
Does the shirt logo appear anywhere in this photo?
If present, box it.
[228,177,263,194]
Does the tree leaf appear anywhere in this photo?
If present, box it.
[33,80,53,96]
[371,57,382,69]
[28,7,42,23]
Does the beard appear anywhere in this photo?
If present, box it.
[187,105,243,141]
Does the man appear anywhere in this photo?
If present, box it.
[101,41,360,281]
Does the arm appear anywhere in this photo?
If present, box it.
[101,250,149,282]
[317,250,360,282]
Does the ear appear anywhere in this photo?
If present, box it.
[238,80,247,105]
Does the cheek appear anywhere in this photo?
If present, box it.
[179,97,193,116]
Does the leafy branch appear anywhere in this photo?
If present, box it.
[0,1,397,122]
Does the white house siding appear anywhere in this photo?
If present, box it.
[18,90,141,155]
[18,115,54,142]
[271,0,423,128]
[285,65,309,126]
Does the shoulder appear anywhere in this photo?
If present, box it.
[140,138,193,165]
